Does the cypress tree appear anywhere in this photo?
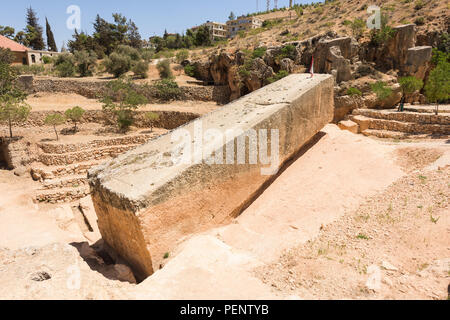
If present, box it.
[46,18,58,52]
[25,7,45,50]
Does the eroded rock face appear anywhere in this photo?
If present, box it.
[88,74,335,281]
[405,46,433,79]
[243,58,275,92]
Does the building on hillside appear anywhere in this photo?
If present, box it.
[0,35,61,65]
[27,49,61,65]
[191,21,228,40]
[226,16,263,38]
[203,21,228,40]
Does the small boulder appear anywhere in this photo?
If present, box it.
[338,120,359,134]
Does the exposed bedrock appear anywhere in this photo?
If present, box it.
[88,74,334,281]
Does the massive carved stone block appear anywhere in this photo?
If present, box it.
[88,74,334,281]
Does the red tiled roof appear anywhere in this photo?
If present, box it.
[0,35,29,52]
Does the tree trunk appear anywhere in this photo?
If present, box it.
[435,103,439,116]
[8,116,12,139]
[54,125,59,141]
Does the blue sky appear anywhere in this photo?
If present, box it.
[0,0,314,49]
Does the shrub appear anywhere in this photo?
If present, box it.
[42,55,52,64]
[44,113,66,141]
[141,49,154,62]
[115,45,141,61]
[252,47,267,59]
[145,111,160,132]
[399,76,423,96]
[350,18,366,39]
[154,79,181,101]
[101,79,148,131]
[0,48,14,64]
[74,50,97,77]
[132,60,149,79]
[414,0,424,10]
[156,59,174,79]
[64,106,85,132]
[267,70,289,84]
[184,64,196,77]
[371,81,393,101]
[370,13,396,46]
[415,17,425,26]
[347,87,363,96]
[104,52,132,78]
[54,53,76,77]
[176,49,189,63]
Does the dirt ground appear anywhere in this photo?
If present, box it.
[256,152,449,300]
[0,124,448,300]
[26,92,220,115]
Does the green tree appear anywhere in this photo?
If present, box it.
[45,18,58,52]
[0,26,15,39]
[25,7,45,50]
[0,48,14,65]
[145,112,160,132]
[64,106,85,132]
[424,61,450,115]
[74,50,97,77]
[54,53,76,77]
[398,76,423,111]
[0,61,31,138]
[101,79,148,131]
[45,113,65,141]
[228,12,236,21]
[104,52,132,77]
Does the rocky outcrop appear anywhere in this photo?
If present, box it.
[405,46,433,79]
[186,24,440,121]
[243,58,274,92]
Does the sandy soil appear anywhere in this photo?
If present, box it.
[26,92,220,115]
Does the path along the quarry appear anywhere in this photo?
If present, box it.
[0,124,448,299]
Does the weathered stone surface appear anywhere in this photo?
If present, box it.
[88,74,334,280]
[326,46,352,83]
[405,46,432,79]
[338,120,359,134]
[351,115,370,132]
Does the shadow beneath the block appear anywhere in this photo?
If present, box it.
[70,240,138,284]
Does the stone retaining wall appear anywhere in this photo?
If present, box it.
[39,134,153,154]
[24,110,199,130]
[88,74,335,280]
[353,109,450,125]
[39,144,140,166]
[20,77,231,104]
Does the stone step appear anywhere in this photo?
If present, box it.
[38,134,154,154]
[31,159,105,181]
[39,174,88,190]
[38,144,141,166]
[350,116,450,135]
[36,186,90,204]
[352,109,450,125]
[361,129,409,139]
